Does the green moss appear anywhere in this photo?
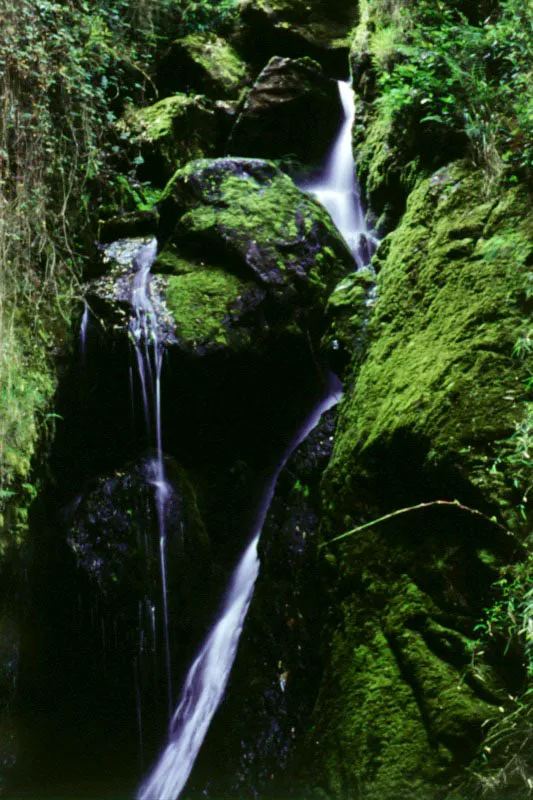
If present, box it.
[164,159,349,304]
[153,249,201,276]
[307,595,452,799]
[216,174,302,239]
[118,94,216,179]
[165,267,246,348]
[130,95,194,142]
[331,163,533,519]
[0,298,66,549]
[178,32,249,98]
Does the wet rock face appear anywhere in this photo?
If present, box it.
[236,0,357,77]
[184,409,338,798]
[229,56,343,166]
[21,457,220,795]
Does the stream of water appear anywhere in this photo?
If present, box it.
[137,376,342,800]
[130,238,173,720]
[79,301,90,361]
[305,80,379,269]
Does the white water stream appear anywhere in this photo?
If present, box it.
[305,81,379,268]
[130,238,173,719]
[80,301,90,360]
[137,376,342,800]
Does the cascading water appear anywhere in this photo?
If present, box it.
[137,376,343,800]
[129,238,173,720]
[305,81,379,268]
[79,301,90,361]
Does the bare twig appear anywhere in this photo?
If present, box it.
[320,499,512,549]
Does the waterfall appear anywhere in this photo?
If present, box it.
[137,375,343,800]
[129,238,173,720]
[79,301,90,360]
[305,81,379,268]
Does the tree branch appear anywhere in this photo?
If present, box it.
[320,499,512,549]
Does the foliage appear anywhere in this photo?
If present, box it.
[453,354,533,797]
[362,0,533,185]
[0,0,238,517]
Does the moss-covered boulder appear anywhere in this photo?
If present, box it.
[157,157,353,355]
[229,56,343,166]
[332,163,532,516]
[157,31,251,100]
[296,163,533,799]
[117,94,218,186]
[237,0,357,77]
[320,268,376,375]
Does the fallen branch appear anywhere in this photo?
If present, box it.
[320,499,512,549]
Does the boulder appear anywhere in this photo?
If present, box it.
[22,456,220,790]
[229,56,343,166]
[236,0,358,77]
[296,163,533,799]
[156,157,353,356]
[157,32,251,100]
[116,94,218,186]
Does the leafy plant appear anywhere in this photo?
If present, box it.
[0,0,238,518]
[371,0,533,184]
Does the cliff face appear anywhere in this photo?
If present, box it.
[1,0,532,797]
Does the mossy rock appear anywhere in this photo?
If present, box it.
[162,261,261,354]
[117,94,217,186]
[321,268,377,374]
[89,159,352,360]
[156,157,352,355]
[331,162,533,518]
[297,163,533,799]
[237,0,357,77]
[157,32,251,100]
[229,56,343,166]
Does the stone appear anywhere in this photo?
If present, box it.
[116,93,218,186]
[156,157,353,356]
[229,56,343,167]
[236,0,358,78]
[157,31,251,100]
